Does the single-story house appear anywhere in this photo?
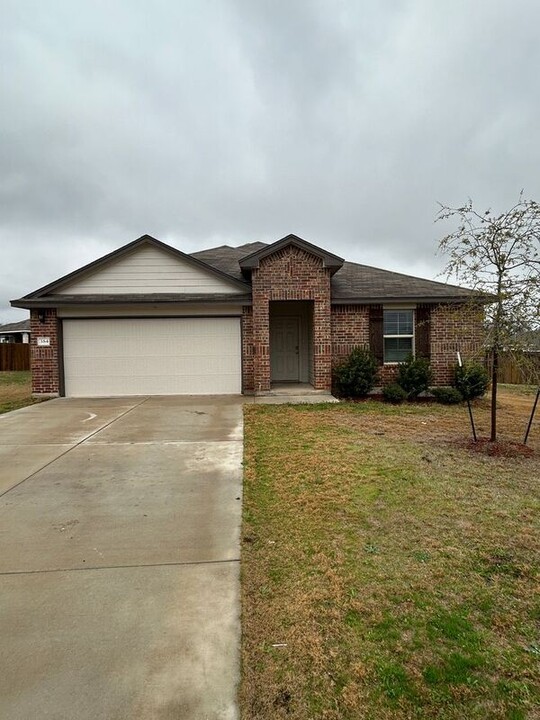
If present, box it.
[11,234,483,397]
[0,319,31,344]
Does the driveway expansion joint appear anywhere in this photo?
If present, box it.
[86,439,243,445]
[0,557,241,576]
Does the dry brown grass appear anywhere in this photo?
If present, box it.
[241,389,540,719]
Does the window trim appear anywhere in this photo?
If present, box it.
[383,307,415,365]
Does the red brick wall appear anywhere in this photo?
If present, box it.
[331,305,370,363]
[329,302,484,388]
[379,364,400,385]
[430,303,484,384]
[250,245,332,392]
[30,308,60,395]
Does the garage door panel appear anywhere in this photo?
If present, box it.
[64,354,237,372]
[63,318,241,396]
[65,357,238,379]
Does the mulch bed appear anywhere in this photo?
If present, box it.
[459,437,535,458]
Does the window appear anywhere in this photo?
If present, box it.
[383,309,414,363]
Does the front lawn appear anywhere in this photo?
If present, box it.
[241,392,540,719]
[0,371,39,414]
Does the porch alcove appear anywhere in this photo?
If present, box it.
[268,300,314,389]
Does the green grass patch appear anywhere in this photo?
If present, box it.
[0,371,40,414]
[498,384,538,396]
[0,370,30,386]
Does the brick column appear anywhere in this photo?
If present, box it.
[313,296,332,390]
[252,276,271,392]
[30,308,60,396]
[241,306,255,393]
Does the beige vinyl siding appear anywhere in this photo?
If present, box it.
[62,318,241,396]
[58,245,241,295]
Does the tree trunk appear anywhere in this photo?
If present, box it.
[490,348,498,442]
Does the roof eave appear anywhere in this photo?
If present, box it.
[331,294,490,305]
[239,234,345,274]
[11,294,252,309]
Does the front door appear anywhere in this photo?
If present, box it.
[270,317,299,382]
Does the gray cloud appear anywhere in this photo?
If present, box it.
[2,0,539,322]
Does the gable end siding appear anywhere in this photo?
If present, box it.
[57,245,242,295]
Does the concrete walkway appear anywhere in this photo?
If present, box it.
[0,396,243,720]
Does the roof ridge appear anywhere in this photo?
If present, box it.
[191,244,232,253]
[190,241,267,255]
[0,319,30,331]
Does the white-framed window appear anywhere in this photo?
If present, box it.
[383,309,414,363]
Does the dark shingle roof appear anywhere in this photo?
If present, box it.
[331,261,475,302]
[0,319,30,333]
[190,243,475,302]
[191,243,266,282]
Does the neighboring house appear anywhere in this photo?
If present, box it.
[11,234,483,397]
[0,319,30,344]
[513,330,540,352]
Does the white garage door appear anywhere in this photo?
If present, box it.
[62,318,242,397]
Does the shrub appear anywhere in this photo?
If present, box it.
[454,362,489,400]
[397,355,432,399]
[432,386,463,404]
[382,383,408,404]
[333,347,379,398]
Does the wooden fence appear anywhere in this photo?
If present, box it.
[0,344,30,371]
[486,352,540,385]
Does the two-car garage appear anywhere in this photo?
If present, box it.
[62,317,242,397]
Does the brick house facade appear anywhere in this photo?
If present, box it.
[13,234,485,397]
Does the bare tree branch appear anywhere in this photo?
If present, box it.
[436,193,540,442]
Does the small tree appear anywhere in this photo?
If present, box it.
[437,193,540,441]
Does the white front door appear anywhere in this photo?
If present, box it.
[270,317,299,382]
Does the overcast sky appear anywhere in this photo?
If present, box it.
[1,0,539,323]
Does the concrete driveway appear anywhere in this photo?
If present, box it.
[0,396,243,720]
